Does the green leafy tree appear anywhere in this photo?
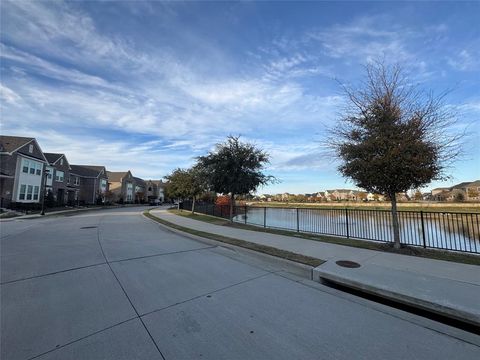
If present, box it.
[165,166,207,213]
[454,192,465,202]
[330,62,461,249]
[197,136,274,221]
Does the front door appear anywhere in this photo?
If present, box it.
[57,189,65,206]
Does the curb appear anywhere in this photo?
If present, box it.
[142,212,315,280]
[312,266,480,327]
[0,206,107,221]
[0,205,149,222]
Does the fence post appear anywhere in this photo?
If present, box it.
[420,211,427,248]
[345,208,349,239]
[264,207,267,228]
[244,205,247,224]
[296,208,300,232]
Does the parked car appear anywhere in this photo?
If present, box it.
[149,199,162,206]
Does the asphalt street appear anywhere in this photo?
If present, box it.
[1,207,479,360]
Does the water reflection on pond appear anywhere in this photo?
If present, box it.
[234,207,479,253]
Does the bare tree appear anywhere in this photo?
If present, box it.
[330,62,462,249]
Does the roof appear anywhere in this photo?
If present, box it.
[44,153,63,164]
[452,182,473,189]
[0,135,34,153]
[133,176,146,185]
[467,180,480,187]
[71,165,105,178]
[79,165,105,172]
[148,180,166,186]
[107,171,130,182]
[327,189,353,193]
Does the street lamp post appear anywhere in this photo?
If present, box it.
[41,169,50,216]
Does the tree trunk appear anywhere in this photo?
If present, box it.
[191,196,196,214]
[229,193,235,222]
[390,194,401,249]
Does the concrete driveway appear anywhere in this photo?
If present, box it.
[1,207,479,359]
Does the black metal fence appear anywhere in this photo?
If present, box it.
[180,202,480,254]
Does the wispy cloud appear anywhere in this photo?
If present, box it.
[0,84,22,105]
[306,15,413,63]
[1,1,478,192]
[448,49,480,71]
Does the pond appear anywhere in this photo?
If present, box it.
[233,207,479,253]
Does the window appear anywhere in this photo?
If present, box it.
[101,179,107,190]
[74,177,80,185]
[55,170,64,182]
[35,163,42,175]
[19,185,26,200]
[26,185,33,200]
[28,144,33,153]
[60,158,63,165]
[29,166,35,174]
[33,186,39,200]
[23,159,29,173]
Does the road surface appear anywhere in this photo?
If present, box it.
[1,207,478,359]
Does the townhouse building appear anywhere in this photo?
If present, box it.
[107,171,136,203]
[70,165,109,205]
[0,136,48,209]
[146,180,166,203]
[432,180,480,201]
[324,189,354,201]
[133,177,147,203]
[44,153,80,206]
[1,134,169,209]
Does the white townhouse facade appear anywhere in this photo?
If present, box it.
[0,136,48,208]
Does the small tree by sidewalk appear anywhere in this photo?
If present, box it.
[330,61,462,249]
[197,136,275,222]
[165,166,207,214]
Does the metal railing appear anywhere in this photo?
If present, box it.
[180,202,480,253]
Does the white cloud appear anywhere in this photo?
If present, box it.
[1,0,143,68]
[447,49,480,71]
[0,84,22,105]
[307,16,413,63]
[1,44,120,90]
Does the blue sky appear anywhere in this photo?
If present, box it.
[1,1,479,194]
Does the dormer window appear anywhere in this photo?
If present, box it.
[28,144,33,153]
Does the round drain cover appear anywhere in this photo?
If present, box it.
[335,260,361,268]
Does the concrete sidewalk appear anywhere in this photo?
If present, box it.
[150,209,480,326]
[0,204,147,222]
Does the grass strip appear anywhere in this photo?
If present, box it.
[144,210,324,267]
[169,209,480,266]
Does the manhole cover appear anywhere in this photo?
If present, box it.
[80,226,97,229]
[336,260,361,268]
